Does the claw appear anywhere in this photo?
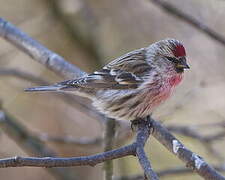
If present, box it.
[130,119,142,131]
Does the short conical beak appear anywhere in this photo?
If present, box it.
[176,57,190,69]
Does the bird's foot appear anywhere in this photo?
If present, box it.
[130,118,142,131]
[130,115,154,133]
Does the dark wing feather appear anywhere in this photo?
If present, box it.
[59,48,152,90]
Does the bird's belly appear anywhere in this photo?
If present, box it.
[93,89,171,121]
[134,86,172,118]
[93,75,182,121]
[144,75,183,111]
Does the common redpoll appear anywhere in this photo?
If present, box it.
[25,39,189,121]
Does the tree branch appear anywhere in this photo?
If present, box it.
[0,67,104,123]
[0,68,49,85]
[0,118,158,180]
[38,133,102,146]
[103,118,116,180]
[46,0,103,69]
[167,124,225,160]
[0,109,77,180]
[114,164,225,179]
[0,18,224,180]
[0,18,86,79]
[152,120,225,180]
[0,101,224,180]
[135,119,158,180]
[150,0,225,46]
[0,144,135,168]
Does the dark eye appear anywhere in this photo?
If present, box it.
[166,56,179,63]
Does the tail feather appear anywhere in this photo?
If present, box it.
[24,85,64,92]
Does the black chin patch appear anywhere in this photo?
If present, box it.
[175,67,184,73]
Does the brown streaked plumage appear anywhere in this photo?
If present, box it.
[25,39,190,121]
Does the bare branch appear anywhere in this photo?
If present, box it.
[0,68,49,85]
[0,18,224,180]
[167,125,225,143]
[0,18,86,79]
[157,165,225,178]
[38,133,102,146]
[0,67,104,123]
[167,124,225,160]
[150,0,225,46]
[114,164,225,179]
[46,0,103,69]
[135,119,159,180]
[152,120,225,180]
[0,118,159,180]
[113,175,143,180]
[0,144,135,168]
[0,108,224,179]
[0,110,77,180]
[104,118,116,180]
[0,110,55,156]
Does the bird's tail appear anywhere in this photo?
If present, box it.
[24,84,65,92]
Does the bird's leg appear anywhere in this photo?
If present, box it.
[130,118,142,131]
[130,115,154,132]
[146,115,154,134]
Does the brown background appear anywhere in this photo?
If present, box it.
[0,0,225,179]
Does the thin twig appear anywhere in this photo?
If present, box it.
[38,133,102,146]
[0,68,49,85]
[135,119,159,180]
[0,18,86,79]
[167,125,225,143]
[104,118,116,180]
[46,0,103,69]
[152,120,225,180]
[0,144,135,168]
[150,0,225,46]
[167,124,225,160]
[0,18,224,180]
[0,118,158,180]
[157,165,225,178]
[0,110,77,180]
[0,67,104,123]
[114,164,225,179]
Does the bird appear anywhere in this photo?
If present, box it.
[25,38,190,123]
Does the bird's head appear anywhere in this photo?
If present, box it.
[147,39,190,74]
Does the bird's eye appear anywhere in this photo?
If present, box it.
[166,56,179,63]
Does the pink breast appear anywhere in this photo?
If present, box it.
[136,74,183,118]
[168,74,183,87]
[159,74,183,101]
[146,74,183,110]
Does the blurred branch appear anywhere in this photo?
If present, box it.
[0,18,224,179]
[168,125,225,143]
[113,175,143,180]
[0,109,77,180]
[38,133,102,146]
[0,67,104,123]
[135,119,158,180]
[2,118,225,179]
[46,0,103,69]
[152,120,225,180]
[103,118,116,180]
[114,164,225,179]
[0,118,159,180]
[150,0,225,46]
[157,165,225,178]
[0,68,49,85]
[0,18,86,79]
[167,124,225,160]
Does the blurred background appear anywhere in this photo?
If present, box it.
[0,0,225,179]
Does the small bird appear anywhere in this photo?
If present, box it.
[25,39,189,122]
